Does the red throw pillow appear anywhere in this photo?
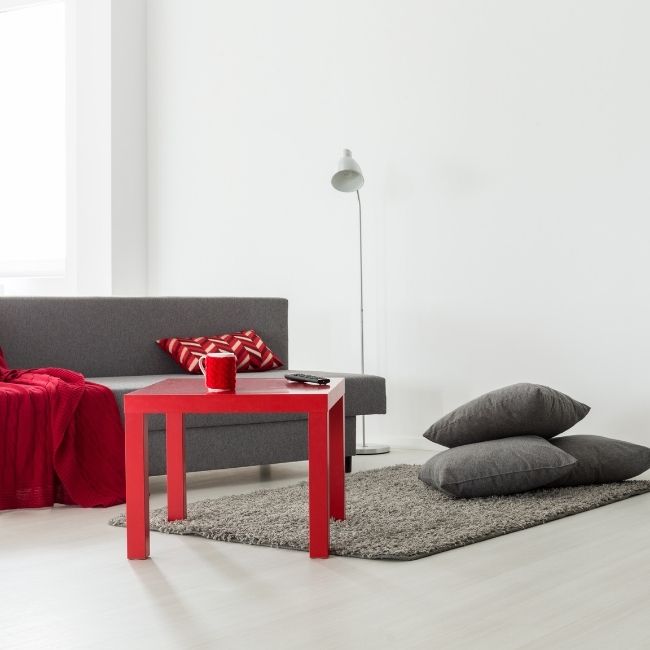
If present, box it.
[156,329,284,374]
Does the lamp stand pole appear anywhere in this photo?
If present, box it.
[355,190,389,455]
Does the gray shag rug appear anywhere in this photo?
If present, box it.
[109,465,650,560]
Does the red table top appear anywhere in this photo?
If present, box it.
[124,377,345,414]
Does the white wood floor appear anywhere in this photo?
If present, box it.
[1,449,649,650]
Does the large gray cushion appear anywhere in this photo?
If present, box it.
[418,435,577,498]
[548,435,650,487]
[423,383,590,448]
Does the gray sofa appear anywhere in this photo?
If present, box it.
[0,297,386,475]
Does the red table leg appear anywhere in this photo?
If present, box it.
[166,411,186,521]
[308,409,330,558]
[125,411,149,559]
[328,396,345,521]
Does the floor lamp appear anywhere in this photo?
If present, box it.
[331,149,389,455]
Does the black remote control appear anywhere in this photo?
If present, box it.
[285,373,330,386]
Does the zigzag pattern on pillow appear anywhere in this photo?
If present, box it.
[156,329,284,374]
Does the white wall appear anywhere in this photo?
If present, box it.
[71,0,112,295]
[110,0,148,295]
[147,0,650,449]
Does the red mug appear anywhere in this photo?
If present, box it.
[198,352,237,392]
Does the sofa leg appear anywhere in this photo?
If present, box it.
[345,455,352,473]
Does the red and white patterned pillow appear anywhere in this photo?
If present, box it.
[156,329,284,374]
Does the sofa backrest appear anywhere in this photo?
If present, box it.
[0,296,289,377]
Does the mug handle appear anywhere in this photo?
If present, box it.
[198,355,207,375]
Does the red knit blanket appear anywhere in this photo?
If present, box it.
[0,349,125,509]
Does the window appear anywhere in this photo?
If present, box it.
[0,1,66,278]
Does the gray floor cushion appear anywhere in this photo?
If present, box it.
[418,435,577,498]
[423,383,590,447]
[548,435,650,487]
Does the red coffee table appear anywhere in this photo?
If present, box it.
[124,377,345,559]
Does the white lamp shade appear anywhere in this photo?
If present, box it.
[331,148,364,192]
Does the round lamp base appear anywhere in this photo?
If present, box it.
[356,443,390,455]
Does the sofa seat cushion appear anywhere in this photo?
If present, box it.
[247,369,386,416]
[90,369,385,431]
